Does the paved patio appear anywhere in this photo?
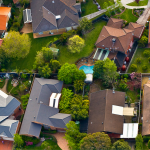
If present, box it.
[0,139,13,150]
[20,23,33,34]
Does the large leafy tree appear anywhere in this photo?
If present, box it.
[1,31,30,59]
[58,63,86,84]
[74,80,85,93]
[79,17,92,32]
[65,121,87,150]
[71,94,89,120]
[13,134,24,149]
[80,132,111,150]
[68,35,85,53]
[38,64,52,78]
[42,47,53,62]
[50,59,61,72]
[135,134,143,150]
[59,88,74,112]
[112,140,131,150]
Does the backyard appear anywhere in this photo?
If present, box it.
[6,20,107,70]
[127,0,148,6]
[114,9,138,23]
[128,48,150,73]
[81,0,114,16]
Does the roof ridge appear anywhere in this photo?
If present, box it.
[117,36,126,53]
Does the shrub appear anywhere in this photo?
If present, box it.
[143,29,148,37]
[123,74,128,79]
[136,58,141,64]
[82,7,85,13]
[143,50,150,57]
[130,64,137,72]
[148,57,150,62]
[21,135,40,145]
[143,136,150,142]
[1,68,6,72]
[142,65,148,71]
[138,36,148,47]
[148,140,150,149]
[137,94,140,99]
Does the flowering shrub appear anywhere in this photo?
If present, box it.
[130,72,141,89]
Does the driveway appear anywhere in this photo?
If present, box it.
[52,132,69,150]
[0,139,13,150]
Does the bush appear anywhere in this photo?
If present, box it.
[143,50,150,57]
[136,58,141,64]
[142,65,148,71]
[143,29,148,37]
[148,140,150,149]
[137,94,140,99]
[123,74,128,79]
[82,7,85,13]
[143,136,150,142]
[1,68,6,72]
[130,64,137,72]
[148,57,150,62]
[21,135,40,145]
[138,35,148,47]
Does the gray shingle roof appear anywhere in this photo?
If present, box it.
[20,78,71,138]
[31,0,80,33]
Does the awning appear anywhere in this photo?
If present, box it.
[23,9,32,24]
[123,107,134,116]
[120,123,138,138]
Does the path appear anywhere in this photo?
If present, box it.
[20,24,33,33]
[121,0,149,9]
[1,79,8,93]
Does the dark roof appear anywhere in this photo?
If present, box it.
[31,0,79,33]
[107,18,123,28]
[80,118,88,133]
[88,89,125,134]
[142,84,150,136]
[20,78,71,138]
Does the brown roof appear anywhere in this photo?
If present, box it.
[127,22,144,38]
[107,18,124,28]
[31,0,79,33]
[142,84,150,136]
[88,89,125,134]
[95,26,133,53]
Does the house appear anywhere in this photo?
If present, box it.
[87,89,138,138]
[142,84,150,136]
[0,7,11,34]
[30,0,81,38]
[19,78,71,138]
[94,18,144,71]
[0,90,21,141]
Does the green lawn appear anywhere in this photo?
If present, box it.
[127,0,148,6]
[57,20,107,64]
[126,90,139,103]
[6,34,60,71]
[81,0,114,16]
[128,48,150,73]
[114,9,138,22]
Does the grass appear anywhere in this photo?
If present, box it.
[6,34,60,70]
[143,143,149,150]
[126,90,139,103]
[0,79,5,88]
[128,48,150,73]
[114,9,138,22]
[57,20,107,64]
[81,0,114,16]
[127,0,148,6]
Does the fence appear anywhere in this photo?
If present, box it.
[92,14,109,24]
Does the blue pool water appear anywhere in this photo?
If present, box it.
[79,65,94,74]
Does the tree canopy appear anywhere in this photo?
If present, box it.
[70,94,89,120]
[38,64,52,78]
[1,31,31,59]
[13,134,24,149]
[50,59,61,71]
[112,140,131,150]
[80,132,111,150]
[68,35,85,53]
[135,134,143,150]
[79,17,92,32]
[65,121,87,150]
[74,80,85,93]
[58,63,86,84]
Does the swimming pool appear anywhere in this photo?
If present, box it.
[79,65,94,74]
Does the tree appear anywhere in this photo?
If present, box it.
[135,134,143,150]
[38,64,51,78]
[103,2,108,9]
[1,31,30,59]
[93,60,104,79]
[70,94,89,120]
[74,80,85,93]
[138,35,148,47]
[116,0,123,10]
[65,121,87,150]
[21,93,30,110]
[136,58,141,63]
[21,73,27,79]
[42,47,53,62]
[41,141,52,150]
[59,88,74,111]
[112,140,131,150]
[80,132,111,150]
[19,0,30,5]
[143,49,150,57]
[13,134,24,148]
[68,35,84,53]
[103,58,119,88]
[79,17,92,32]
[50,59,61,71]
[58,63,86,84]
[130,64,137,72]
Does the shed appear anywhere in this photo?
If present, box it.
[23,9,32,24]
[50,47,59,56]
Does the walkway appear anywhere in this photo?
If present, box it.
[1,79,8,93]
[52,132,69,150]
[121,0,148,9]
[20,24,33,34]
